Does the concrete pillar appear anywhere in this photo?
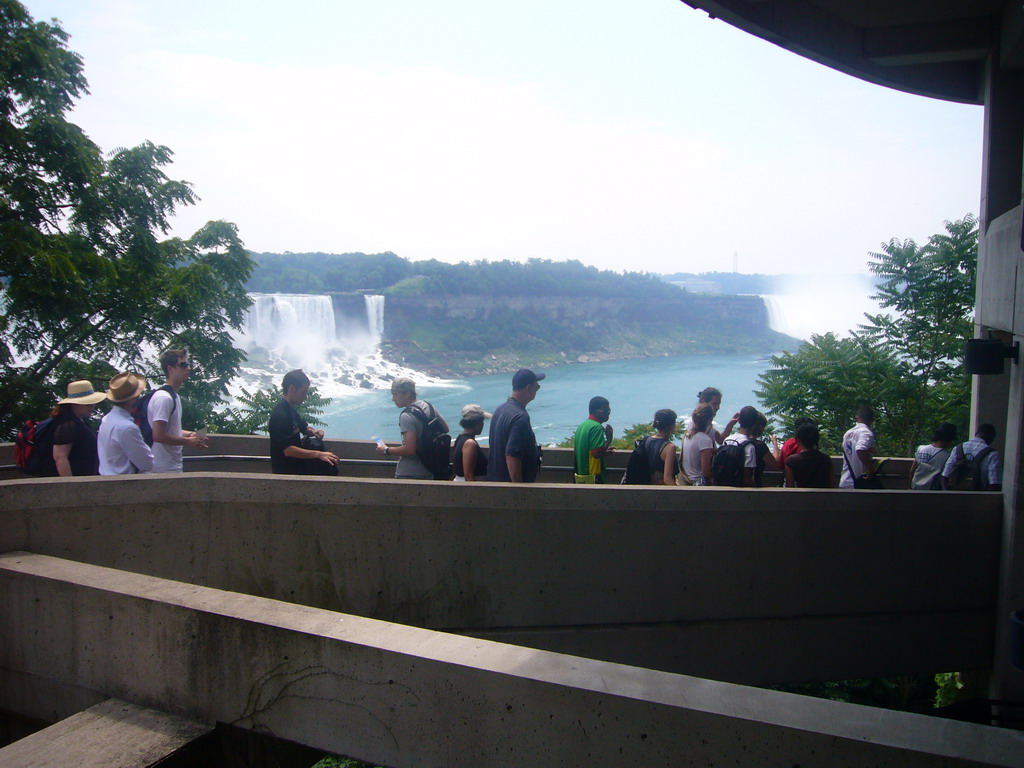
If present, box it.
[991,329,1024,703]
[978,49,1024,703]
[978,56,1024,229]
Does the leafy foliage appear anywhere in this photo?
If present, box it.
[0,1,253,438]
[756,216,976,456]
[250,251,686,301]
[933,672,964,708]
[774,674,941,714]
[212,384,330,435]
[310,756,382,768]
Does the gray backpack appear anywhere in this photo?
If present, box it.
[910,448,950,491]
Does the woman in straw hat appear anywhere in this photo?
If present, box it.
[97,373,154,475]
[49,380,107,476]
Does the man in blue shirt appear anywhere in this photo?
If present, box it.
[487,368,545,482]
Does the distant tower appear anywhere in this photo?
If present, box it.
[733,251,739,274]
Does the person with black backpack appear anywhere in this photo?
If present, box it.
[941,423,1002,491]
[146,347,208,473]
[714,406,761,487]
[621,409,678,486]
[377,378,450,480]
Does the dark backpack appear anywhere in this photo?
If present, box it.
[621,437,652,485]
[712,439,750,487]
[404,402,452,480]
[946,443,995,491]
[14,418,56,476]
[132,385,177,446]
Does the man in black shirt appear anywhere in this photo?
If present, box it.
[268,369,340,475]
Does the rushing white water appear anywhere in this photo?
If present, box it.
[365,294,385,340]
[232,292,444,398]
[239,294,338,371]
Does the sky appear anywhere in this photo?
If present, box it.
[24,0,984,276]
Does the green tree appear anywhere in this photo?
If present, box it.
[755,333,918,455]
[212,384,330,435]
[756,216,976,455]
[0,1,253,437]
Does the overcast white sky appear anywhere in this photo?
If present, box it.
[25,0,983,276]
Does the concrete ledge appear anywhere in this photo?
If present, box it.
[0,472,1002,684]
[0,436,918,486]
[2,552,1022,768]
[0,698,211,767]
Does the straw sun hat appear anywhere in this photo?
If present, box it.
[56,380,107,406]
[105,372,148,404]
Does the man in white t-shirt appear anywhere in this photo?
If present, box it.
[720,405,759,487]
[148,347,208,473]
[839,406,877,488]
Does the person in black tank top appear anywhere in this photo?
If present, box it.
[648,409,678,485]
[50,380,107,476]
[453,404,491,481]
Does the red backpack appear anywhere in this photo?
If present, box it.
[14,418,56,476]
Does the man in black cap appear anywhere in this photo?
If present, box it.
[487,368,545,482]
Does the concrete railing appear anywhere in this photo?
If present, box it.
[0,471,1000,689]
[4,551,1021,768]
[0,434,917,486]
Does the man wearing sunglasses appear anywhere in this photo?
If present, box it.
[149,347,208,473]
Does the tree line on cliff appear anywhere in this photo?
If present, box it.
[248,251,689,301]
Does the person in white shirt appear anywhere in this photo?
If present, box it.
[840,406,877,488]
[148,347,208,473]
[909,422,956,490]
[98,372,154,475]
[941,423,1002,491]
[721,406,760,487]
[680,404,715,485]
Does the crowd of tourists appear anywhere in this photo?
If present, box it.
[367,371,1002,490]
[14,348,207,478]
[13,357,1002,491]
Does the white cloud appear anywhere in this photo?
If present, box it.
[30,0,984,275]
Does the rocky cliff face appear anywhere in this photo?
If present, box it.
[372,292,791,377]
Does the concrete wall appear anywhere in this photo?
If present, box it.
[0,472,1001,687]
[3,552,1022,768]
[0,434,919,488]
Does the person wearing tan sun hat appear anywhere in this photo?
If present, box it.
[97,372,154,475]
[44,380,107,476]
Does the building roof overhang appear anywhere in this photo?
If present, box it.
[681,1,1024,104]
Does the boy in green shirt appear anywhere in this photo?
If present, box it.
[574,396,613,483]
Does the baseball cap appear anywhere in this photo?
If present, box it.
[461,404,492,420]
[390,377,416,394]
[512,368,545,390]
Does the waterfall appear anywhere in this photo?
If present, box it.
[365,295,385,340]
[235,292,417,395]
[761,295,789,336]
[240,294,342,373]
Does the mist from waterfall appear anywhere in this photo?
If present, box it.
[762,274,881,341]
[233,293,439,397]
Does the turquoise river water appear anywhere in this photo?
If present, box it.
[318,351,776,446]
